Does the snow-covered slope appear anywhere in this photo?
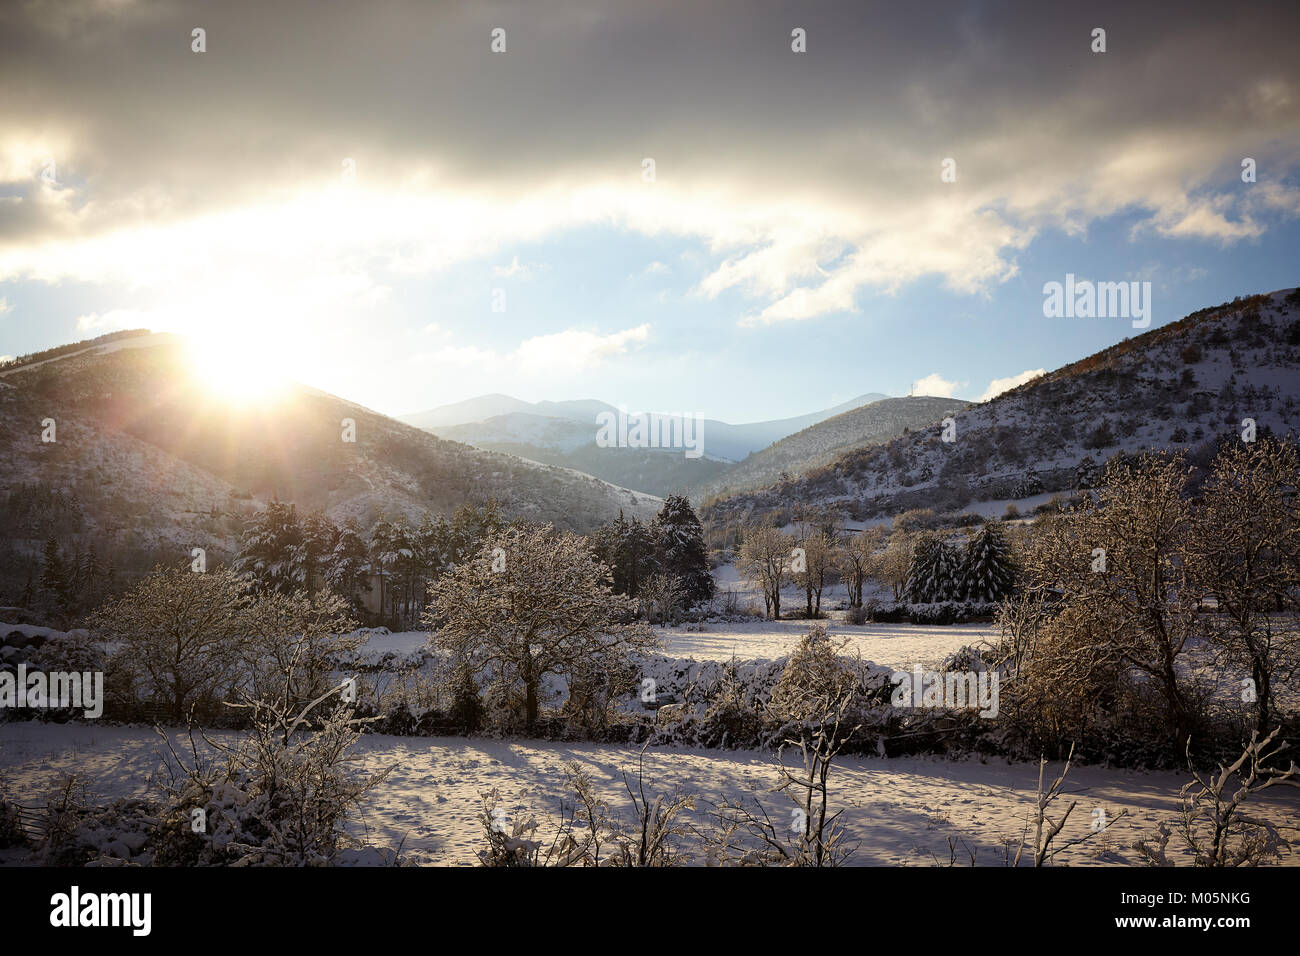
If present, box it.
[695,396,971,503]
[705,288,1300,524]
[0,339,662,575]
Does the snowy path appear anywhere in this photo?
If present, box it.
[2,722,1296,867]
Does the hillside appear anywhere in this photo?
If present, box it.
[0,336,661,579]
[704,287,1300,525]
[694,396,970,503]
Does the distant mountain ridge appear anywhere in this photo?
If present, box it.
[399,392,893,498]
[401,392,890,463]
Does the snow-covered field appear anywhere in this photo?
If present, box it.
[361,619,993,670]
[656,619,993,667]
[2,722,1296,866]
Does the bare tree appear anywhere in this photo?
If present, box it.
[795,529,835,618]
[1172,728,1300,866]
[1186,438,1300,733]
[736,524,793,620]
[89,565,254,722]
[1021,452,1199,749]
[1011,743,1126,866]
[426,524,653,730]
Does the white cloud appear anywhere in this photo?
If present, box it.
[913,373,961,398]
[978,368,1044,403]
[75,308,150,332]
[0,297,10,314]
[429,324,651,374]
[492,255,546,278]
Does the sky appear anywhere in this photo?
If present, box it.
[1,0,1298,423]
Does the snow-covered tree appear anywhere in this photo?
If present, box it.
[736,524,793,619]
[837,527,884,608]
[426,524,652,729]
[794,530,835,617]
[1074,454,1100,491]
[904,534,962,603]
[89,565,255,721]
[591,511,658,598]
[296,510,339,592]
[325,517,371,608]
[649,494,714,606]
[1185,436,1300,733]
[235,500,306,594]
[959,522,1017,602]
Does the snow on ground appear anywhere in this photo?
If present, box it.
[358,618,995,670]
[656,619,994,668]
[2,721,1296,867]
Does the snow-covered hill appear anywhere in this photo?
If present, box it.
[705,288,1300,524]
[0,338,661,576]
[695,396,971,504]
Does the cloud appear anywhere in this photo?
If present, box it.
[0,296,9,315]
[978,368,1044,403]
[914,373,961,398]
[429,324,651,373]
[75,308,149,332]
[492,255,546,278]
[0,0,1297,331]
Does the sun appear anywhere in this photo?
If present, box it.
[185,332,293,405]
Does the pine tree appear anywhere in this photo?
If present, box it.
[326,518,372,609]
[235,500,306,594]
[649,494,715,606]
[297,510,339,593]
[904,534,961,603]
[959,522,1016,602]
[40,537,67,607]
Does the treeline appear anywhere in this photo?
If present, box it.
[231,499,509,629]
[231,492,716,629]
[0,328,153,373]
[734,514,1016,620]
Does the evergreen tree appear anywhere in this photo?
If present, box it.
[368,515,405,623]
[235,500,306,594]
[325,518,372,609]
[297,510,339,592]
[904,534,961,603]
[959,522,1016,602]
[593,511,658,597]
[649,494,715,606]
[40,537,68,608]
